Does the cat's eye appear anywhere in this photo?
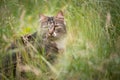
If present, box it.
[42,25,48,28]
[55,22,58,25]
[55,23,61,27]
[41,24,49,28]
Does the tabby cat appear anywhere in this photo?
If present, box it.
[0,11,67,79]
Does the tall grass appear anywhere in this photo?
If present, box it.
[0,0,120,80]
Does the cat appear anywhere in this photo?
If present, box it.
[38,10,67,61]
[0,10,67,79]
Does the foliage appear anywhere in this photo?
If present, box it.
[0,0,120,80]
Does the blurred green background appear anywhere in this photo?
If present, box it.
[0,0,120,80]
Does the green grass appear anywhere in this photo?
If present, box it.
[0,0,120,80]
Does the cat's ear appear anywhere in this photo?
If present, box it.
[39,14,47,22]
[56,11,64,19]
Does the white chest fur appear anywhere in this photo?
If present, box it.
[55,38,66,53]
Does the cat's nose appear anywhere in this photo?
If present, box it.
[49,26,54,35]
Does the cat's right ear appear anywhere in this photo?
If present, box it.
[56,10,64,19]
[39,14,47,22]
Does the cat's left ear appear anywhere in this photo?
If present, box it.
[39,14,47,22]
[56,10,64,19]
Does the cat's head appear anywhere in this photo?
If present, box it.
[39,11,66,40]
